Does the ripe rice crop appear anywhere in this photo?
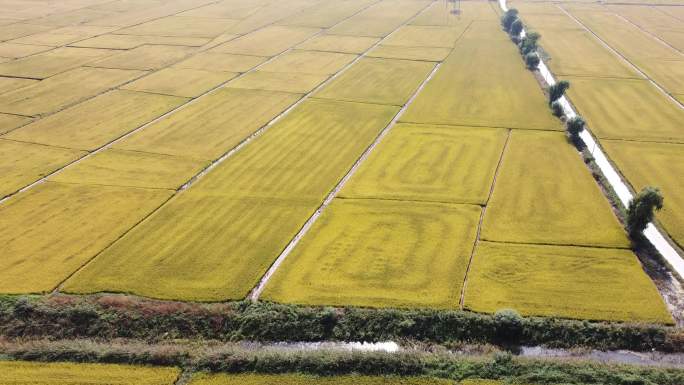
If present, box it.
[296,34,379,54]
[90,45,196,71]
[211,25,319,56]
[314,57,435,106]
[262,199,481,309]
[0,360,179,385]
[367,45,451,62]
[116,16,237,38]
[602,140,684,249]
[258,49,356,75]
[190,373,453,385]
[5,90,187,150]
[173,52,267,72]
[228,71,328,94]
[0,47,113,79]
[464,241,673,324]
[122,68,237,98]
[0,182,171,294]
[340,124,507,205]
[480,130,630,248]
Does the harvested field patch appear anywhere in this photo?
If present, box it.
[366,45,451,62]
[565,77,684,142]
[211,25,320,56]
[296,34,379,54]
[89,44,196,71]
[114,88,300,160]
[4,90,187,150]
[192,99,399,199]
[227,71,328,93]
[0,139,85,197]
[122,68,238,98]
[65,99,397,301]
[480,130,629,248]
[0,47,114,79]
[116,16,237,38]
[0,361,180,385]
[340,124,507,204]
[0,42,51,58]
[400,37,559,131]
[263,199,481,309]
[50,149,207,190]
[71,34,211,49]
[0,113,31,134]
[0,67,145,116]
[173,52,267,72]
[383,25,466,48]
[0,181,171,294]
[314,57,434,105]
[532,28,638,78]
[189,373,453,385]
[258,49,357,75]
[464,242,673,324]
[602,140,684,249]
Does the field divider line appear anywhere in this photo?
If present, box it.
[458,128,511,310]
[0,0,387,205]
[557,4,683,110]
[499,0,684,279]
[612,12,682,54]
[249,61,443,301]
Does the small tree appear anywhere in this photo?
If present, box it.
[548,80,570,104]
[627,187,664,238]
[501,9,519,32]
[509,19,523,37]
[525,52,540,69]
[551,101,564,117]
[566,116,585,139]
[520,32,541,55]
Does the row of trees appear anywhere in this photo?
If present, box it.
[500,8,664,239]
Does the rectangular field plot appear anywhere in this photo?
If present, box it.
[50,149,208,190]
[64,100,398,301]
[400,36,560,131]
[227,71,328,93]
[366,45,451,62]
[480,130,629,248]
[0,181,171,294]
[565,77,684,142]
[0,67,145,116]
[0,42,52,58]
[0,76,37,94]
[211,25,320,56]
[63,194,320,301]
[0,47,114,79]
[191,99,399,200]
[533,28,638,78]
[189,373,453,385]
[296,34,379,54]
[0,139,85,198]
[276,0,377,28]
[464,242,673,324]
[116,16,237,38]
[0,113,31,134]
[340,124,507,205]
[263,199,481,309]
[313,57,434,105]
[0,361,180,385]
[383,25,467,48]
[174,52,267,72]
[72,34,211,49]
[258,50,357,75]
[114,88,300,160]
[602,140,684,249]
[328,16,409,38]
[122,68,238,98]
[89,44,196,70]
[4,90,187,150]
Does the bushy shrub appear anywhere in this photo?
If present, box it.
[551,101,564,117]
[566,116,585,141]
[548,80,570,104]
[501,9,519,32]
[509,19,523,37]
[627,187,664,238]
[524,52,540,69]
[519,32,541,55]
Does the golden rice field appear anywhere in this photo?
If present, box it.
[0,0,677,327]
[0,361,180,385]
